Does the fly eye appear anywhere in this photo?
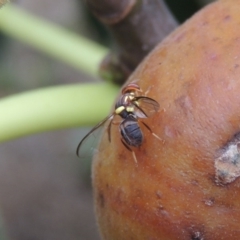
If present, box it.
[122,83,142,94]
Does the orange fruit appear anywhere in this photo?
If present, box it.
[93,1,240,239]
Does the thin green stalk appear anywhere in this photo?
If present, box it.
[0,4,108,77]
[0,83,119,142]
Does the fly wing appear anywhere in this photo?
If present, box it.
[133,96,159,118]
[76,114,114,161]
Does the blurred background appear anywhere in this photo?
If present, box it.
[0,0,214,239]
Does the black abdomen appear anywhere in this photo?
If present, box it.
[120,118,143,147]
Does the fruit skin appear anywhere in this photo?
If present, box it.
[92,0,240,239]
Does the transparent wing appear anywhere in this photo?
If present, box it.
[76,114,114,161]
[133,96,159,118]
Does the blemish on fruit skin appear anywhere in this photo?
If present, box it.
[215,132,240,185]
[209,52,218,60]
[164,125,180,139]
[98,191,105,208]
[155,191,162,199]
[155,205,169,218]
[187,225,205,240]
[176,95,193,117]
[234,64,239,69]
[191,231,204,240]
[224,15,231,21]
[201,21,208,27]
[203,197,214,207]
[173,31,186,43]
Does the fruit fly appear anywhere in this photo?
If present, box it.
[76,83,160,163]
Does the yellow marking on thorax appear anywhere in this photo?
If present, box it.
[124,95,133,102]
[124,93,135,103]
[134,100,139,106]
[124,96,128,102]
[115,106,125,115]
[128,91,135,98]
[126,106,134,113]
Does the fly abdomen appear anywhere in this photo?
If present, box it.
[120,117,143,147]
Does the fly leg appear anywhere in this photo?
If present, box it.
[121,139,138,164]
[141,121,162,141]
[111,120,122,125]
[107,118,122,142]
[107,116,114,142]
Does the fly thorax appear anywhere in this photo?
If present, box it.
[115,105,128,119]
[122,93,135,106]
[115,93,136,118]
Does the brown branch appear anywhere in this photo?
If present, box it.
[86,0,178,84]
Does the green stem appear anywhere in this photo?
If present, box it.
[0,83,119,142]
[0,4,108,77]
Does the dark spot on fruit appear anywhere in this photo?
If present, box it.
[201,21,208,26]
[188,225,205,240]
[224,15,231,21]
[190,231,204,240]
[191,179,199,186]
[155,205,169,218]
[203,197,215,207]
[115,188,124,206]
[98,191,105,208]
